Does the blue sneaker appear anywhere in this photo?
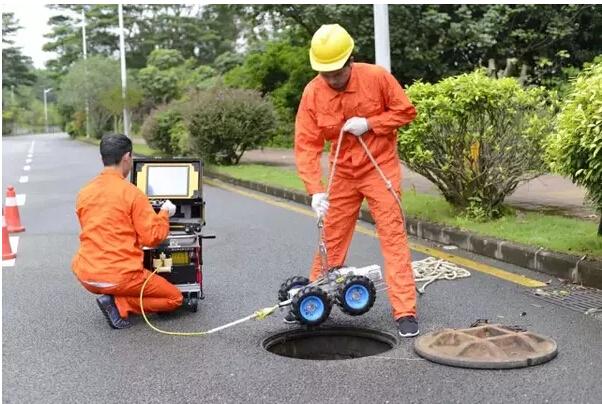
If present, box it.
[96,295,132,329]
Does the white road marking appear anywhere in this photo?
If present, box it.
[2,236,19,267]
[23,165,31,171]
[26,158,32,164]
[16,194,26,206]
[27,154,33,159]
[19,176,28,183]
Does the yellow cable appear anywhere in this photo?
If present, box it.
[139,267,279,336]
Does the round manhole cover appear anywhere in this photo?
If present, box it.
[263,327,397,360]
[414,324,558,369]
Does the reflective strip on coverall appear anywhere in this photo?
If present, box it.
[72,168,182,318]
[294,63,417,319]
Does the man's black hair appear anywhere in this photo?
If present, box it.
[100,133,132,166]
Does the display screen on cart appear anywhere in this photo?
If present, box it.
[146,166,189,197]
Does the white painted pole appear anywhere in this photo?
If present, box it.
[118,4,130,138]
[81,7,90,138]
[373,4,391,72]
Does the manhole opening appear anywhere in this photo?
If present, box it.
[262,327,397,360]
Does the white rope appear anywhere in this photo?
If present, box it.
[412,257,471,294]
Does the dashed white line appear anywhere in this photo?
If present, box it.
[2,236,19,267]
[16,194,26,206]
[25,158,32,164]
[23,165,31,171]
[27,154,33,159]
[19,176,29,184]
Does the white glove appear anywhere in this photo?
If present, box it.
[160,200,176,217]
[311,193,329,218]
[342,117,369,136]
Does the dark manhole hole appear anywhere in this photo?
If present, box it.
[262,327,398,360]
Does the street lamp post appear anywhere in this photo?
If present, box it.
[81,7,90,138]
[373,4,391,72]
[44,88,53,133]
[118,4,129,138]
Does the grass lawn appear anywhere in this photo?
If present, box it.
[209,163,602,258]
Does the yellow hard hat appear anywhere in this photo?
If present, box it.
[309,24,354,72]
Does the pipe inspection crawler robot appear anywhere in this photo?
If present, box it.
[277,214,384,326]
[131,158,214,313]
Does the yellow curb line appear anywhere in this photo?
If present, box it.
[206,178,546,288]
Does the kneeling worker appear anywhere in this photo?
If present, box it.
[72,133,183,329]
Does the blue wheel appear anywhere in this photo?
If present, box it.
[292,286,331,326]
[345,284,370,310]
[299,296,325,322]
[337,276,376,316]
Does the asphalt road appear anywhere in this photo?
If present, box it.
[3,133,602,403]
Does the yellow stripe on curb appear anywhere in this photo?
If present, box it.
[206,179,546,288]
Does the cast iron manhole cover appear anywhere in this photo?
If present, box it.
[527,285,602,317]
[263,327,397,360]
[414,324,557,369]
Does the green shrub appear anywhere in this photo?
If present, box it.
[65,111,87,138]
[546,60,602,235]
[168,119,191,156]
[184,88,276,165]
[398,69,556,219]
[139,105,183,155]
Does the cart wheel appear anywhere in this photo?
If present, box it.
[278,276,310,302]
[292,286,331,326]
[186,292,199,313]
[337,276,376,316]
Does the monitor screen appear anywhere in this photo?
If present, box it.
[146,166,189,197]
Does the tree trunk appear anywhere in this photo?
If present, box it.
[487,59,496,77]
[598,215,602,236]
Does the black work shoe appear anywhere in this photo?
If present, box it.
[96,295,132,329]
[397,316,419,338]
[283,310,299,324]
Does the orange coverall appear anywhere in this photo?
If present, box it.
[295,63,417,319]
[72,168,182,318]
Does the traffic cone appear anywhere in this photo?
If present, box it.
[2,214,16,260]
[5,185,24,233]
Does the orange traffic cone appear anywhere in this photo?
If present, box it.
[5,185,24,233]
[2,214,16,260]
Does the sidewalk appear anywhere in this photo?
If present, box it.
[241,148,598,221]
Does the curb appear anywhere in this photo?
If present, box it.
[204,169,602,289]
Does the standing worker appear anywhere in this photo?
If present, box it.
[294,24,419,337]
[72,134,182,329]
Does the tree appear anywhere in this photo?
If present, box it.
[138,49,186,105]
[43,5,121,76]
[58,56,140,137]
[546,60,602,235]
[2,13,36,90]
[239,4,602,86]
[43,4,242,75]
